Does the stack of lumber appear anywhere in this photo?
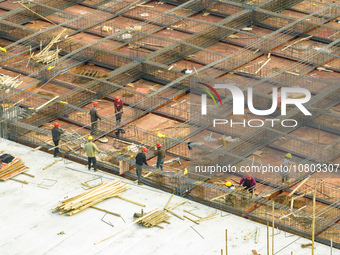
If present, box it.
[0,158,27,181]
[32,29,65,64]
[0,74,23,93]
[136,210,171,228]
[52,180,129,216]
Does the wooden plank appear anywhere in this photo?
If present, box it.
[164,208,185,220]
[184,209,202,218]
[183,215,199,224]
[287,176,311,196]
[43,160,59,170]
[116,195,146,207]
[90,206,121,217]
[164,194,174,209]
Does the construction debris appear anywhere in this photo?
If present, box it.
[0,74,23,93]
[52,180,129,216]
[204,132,217,142]
[134,210,171,228]
[95,209,158,245]
[102,26,112,32]
[0,158,27,181]
[32,29,66,64]
[98,137,109,143]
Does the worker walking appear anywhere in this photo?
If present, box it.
[114,96,123,125]
[240,174,256,196]
[85,136,102,172]
[90,101,102,135]
[135,147,148,185]
[281,153,292,185]
[154,143,165,171]
[51,122,63,158]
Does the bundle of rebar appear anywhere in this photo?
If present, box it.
[0,158,27,181]
[52,180,129,216]
[136,210,171,228]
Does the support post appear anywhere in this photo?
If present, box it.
[312,177,316,255]
[267,221,269,255]
[226,229,228,255]
[272,200,274,255]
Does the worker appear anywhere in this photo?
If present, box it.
[114,96,123,125]
[135,147,148,185]
[85,135,102,172]
[281,153,292,185]
[240,174,256,196]
[89,102,102,135]
[51,122,63,158]
[225,181,236,206]
[154,143,166,171]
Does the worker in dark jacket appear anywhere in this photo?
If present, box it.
[154,143,165,171]
[90,101,102,135]
[240,174,256,196]
[114,96,123,125]
[51,122,63,158]
[135,147,148,185]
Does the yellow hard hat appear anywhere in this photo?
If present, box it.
[226,181,232,187]
[88,135,93,140]
[286,153,292,158]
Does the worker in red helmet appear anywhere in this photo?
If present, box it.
[51,122,63,158]
[135,147,148,185]
[154,143,166,171]
[114,96,123,125]
[240,174,256,197]
[89,101,102,135]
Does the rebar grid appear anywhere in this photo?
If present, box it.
[0,0,339,248]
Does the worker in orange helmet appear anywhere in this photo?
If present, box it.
[114,96,123,125]
[135,147,148,185]
[89,101,102,135]
[51,122,63,158]
[154,143,166,171]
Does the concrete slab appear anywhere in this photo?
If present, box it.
[0,139,335,255]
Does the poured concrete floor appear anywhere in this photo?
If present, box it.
[0,139,336,255]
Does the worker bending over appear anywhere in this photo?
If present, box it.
[240,174,256,196]
[154,143,165,171]
[51,122,63,158]
[85,136,102,172]
[135,147,148,185]
[90,101,102,135]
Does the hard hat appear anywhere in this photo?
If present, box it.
[88,135,93,140]
[142,147,148,152]
[286,153,292,158]
[157,143,162,147]
[93,101,98,106]
[226,181,232,187]
[54,122,59,127]
[115,96,120,101]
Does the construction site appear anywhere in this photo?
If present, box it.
[0,0,339,254]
